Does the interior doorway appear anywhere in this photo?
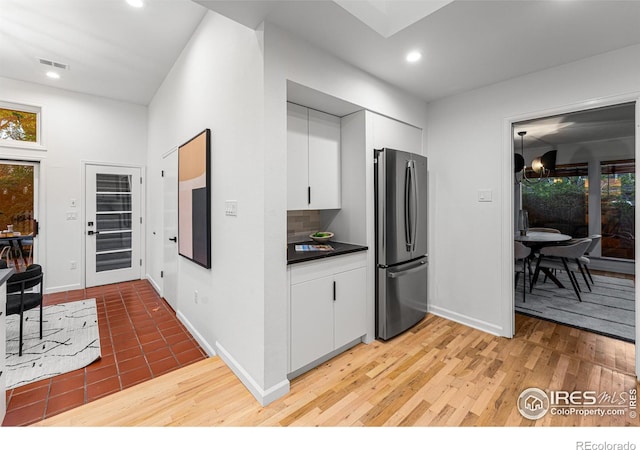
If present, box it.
[0,160,39,271]
[162,149,178,310]
[512,101,636,344]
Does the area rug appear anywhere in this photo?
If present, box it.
[516,273,635,343]
[5,298,101,389]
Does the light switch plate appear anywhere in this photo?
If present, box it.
[66,211,77,220]
[225,200,238,216]
[478,189,493,202]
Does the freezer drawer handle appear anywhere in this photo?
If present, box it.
[387,261,427,278]
[333,280,336,301]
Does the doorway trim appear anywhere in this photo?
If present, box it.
[80,160,146,289]
[502,91,640,380]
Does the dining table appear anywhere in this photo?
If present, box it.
[514,230,572,290]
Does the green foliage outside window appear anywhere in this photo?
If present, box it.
[0,108,37,142]
[522,176,589,237]
[0,164,34,235]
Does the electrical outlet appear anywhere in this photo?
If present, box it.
[70,261,77,269]
[194,290,198,304]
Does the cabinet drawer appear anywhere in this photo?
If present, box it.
[289,252,367,285]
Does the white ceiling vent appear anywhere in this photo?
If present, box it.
[38,58,69,70]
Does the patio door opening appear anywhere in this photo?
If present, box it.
[0,160,38,272]
[85,164,142,287]
[512,102,636,345]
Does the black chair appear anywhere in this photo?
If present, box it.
[6,264,44,356]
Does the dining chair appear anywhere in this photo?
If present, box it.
[579,234,602,286]
[0,241,11,265]
[514,241,532,302]
[6,264,44,356]
[21,233,34,262]
[532,239,592,302]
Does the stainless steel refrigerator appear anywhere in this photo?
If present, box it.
[374,148,428,340]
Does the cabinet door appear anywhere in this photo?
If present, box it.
[308,109,341,210]
[290,276,334,372]
[333,267,367,349]
[287,103,309,210]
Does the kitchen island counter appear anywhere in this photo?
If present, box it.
[287,241,368,265]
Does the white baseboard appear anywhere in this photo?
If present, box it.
[428,304,505,337]
[45,283,82,295]
[146,274,161,296]
[176,310,216,357]
[215,341,290,407]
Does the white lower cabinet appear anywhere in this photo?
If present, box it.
[289,253,367,374]
[0,282,6,423]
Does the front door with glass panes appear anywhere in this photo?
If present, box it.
[85,165,142,287]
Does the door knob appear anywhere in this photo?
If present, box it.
[169,237,177,242]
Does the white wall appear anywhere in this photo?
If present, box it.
[146,11,269,399]
[425,43,640,337]
[0,76,147,292]
[262,22,429,393]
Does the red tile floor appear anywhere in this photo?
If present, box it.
[2,279,207,426]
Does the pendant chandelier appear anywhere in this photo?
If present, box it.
[514,130,557,184]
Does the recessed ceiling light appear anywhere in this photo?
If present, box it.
[406,51,422,63]
[46,71,60,79]
[126,0,144,8]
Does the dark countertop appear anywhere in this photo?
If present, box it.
[287,241,368,265]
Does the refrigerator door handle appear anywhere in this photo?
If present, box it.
[404,162,412,251]
[410,161,419,252]
[387,260,427,278]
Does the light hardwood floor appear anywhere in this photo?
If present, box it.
[36,314,639,426]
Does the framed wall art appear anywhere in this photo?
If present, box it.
[178,128,211,268]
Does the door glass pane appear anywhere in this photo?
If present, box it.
[96,251,132,272]
[96,232,132,252]
[97,213,132,231]
[95,173,133,271]
[601,160,635,260]
[0,163,35,271]
[96,174,131,192]
[97,194,132,212]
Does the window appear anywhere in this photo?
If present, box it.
[600,159,635,260]
[521,163,589,237]
[0,102,41,146]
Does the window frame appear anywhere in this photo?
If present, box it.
[0,100,45,151]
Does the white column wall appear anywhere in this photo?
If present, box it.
[146,12,268,398]
[0,76,147,293]
[426,43,640,337]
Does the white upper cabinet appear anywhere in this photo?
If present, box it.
[287,103,309,210]
[287,102,341,210]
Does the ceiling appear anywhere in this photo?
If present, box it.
[514,103,636,151]
[1,1,639,137]
[0,0,207,105]
[198,0,640,103]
